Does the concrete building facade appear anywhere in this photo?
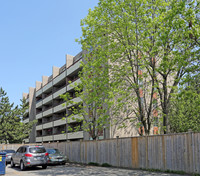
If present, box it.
[23,52,94,143]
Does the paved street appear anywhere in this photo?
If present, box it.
[5,163,189,176]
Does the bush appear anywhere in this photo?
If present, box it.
[88,162,100,166]
[101,163,112,167]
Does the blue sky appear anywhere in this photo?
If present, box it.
[0,0,99,106]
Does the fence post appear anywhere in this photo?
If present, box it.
[116,136,120,167]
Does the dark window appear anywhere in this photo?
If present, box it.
[16,147,22,153]
[22,147,26,153]
[46,149,60,154]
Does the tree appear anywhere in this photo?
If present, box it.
[169,74,200,133]
[0,87,35,143]
[61,61,111,140]
[78,0,200,135]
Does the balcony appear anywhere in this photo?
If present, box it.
[67,78,81,91]
[53,86,66,99]
[53,103,66,113]
[53,70,66,85]
[24,138,29,143]
[43,108,53,117]
[36,88,42,97]
[59,64,66,74]
[68,114,82,123]
[43,82,53,93]
[36,100,43,108]
[54,118,66,127]
[68,131,84,139]
[23,118,29,124]
[43,95,52,105]
[67,97,82,108]
[54,133,67,141]
[43,122,53,129]
[43,135,53,142]
[36,124,43,130]
[67,59,82,76]
[36,137,43,142]
[36,112,42,119]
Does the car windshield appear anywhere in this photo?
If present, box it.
[29,147,46,153]
[2,150,15,153]
[47,149,60,154]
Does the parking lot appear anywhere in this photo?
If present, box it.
[5,163,188,176]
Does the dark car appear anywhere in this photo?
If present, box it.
[0,149,15,165]
[11,145,49,171]
[46,148,67,165]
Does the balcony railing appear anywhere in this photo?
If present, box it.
[53,101,65,108]
[43,106,53,112]
[36,111,42,115]
[35,52,82,94]
[53,84,66,93]
[42,118,53,124]
[36,135,43,137]
[67,54,82,69]
[73,52,82,63]
[36,99,42,104]
[53,131,66,135]
[67,77,80,86]
[43,92,52,99]
[42,133,53,137]
[59,64,66,74]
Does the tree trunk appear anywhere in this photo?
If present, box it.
[163,77,168,134]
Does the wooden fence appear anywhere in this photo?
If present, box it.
[0,132,200,174]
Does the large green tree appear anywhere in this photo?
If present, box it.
[0,87,35,143]
[78,0,200,135]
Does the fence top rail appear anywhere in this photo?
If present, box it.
[0,132,199,147]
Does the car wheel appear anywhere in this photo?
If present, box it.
[10,159,15,168]
[42,165,47,169]
[20,160,26,171]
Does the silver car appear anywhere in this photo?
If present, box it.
[46,148,67,165]
[10,145,49,171]
[0,149,15,165]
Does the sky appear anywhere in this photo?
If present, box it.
[0,0,99,106]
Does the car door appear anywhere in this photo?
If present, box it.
[14,147,22,164]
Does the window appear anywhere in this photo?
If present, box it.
[29,147,46,154]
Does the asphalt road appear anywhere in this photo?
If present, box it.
[5,163,188,176]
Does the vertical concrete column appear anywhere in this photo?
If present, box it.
[42,76,49,86]
[53,66,60,78]
[36,81,42,91]
[22,92,28,99]
[29,87,36,143]
[66,54,74,68]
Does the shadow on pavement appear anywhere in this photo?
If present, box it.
[6,163,185,176]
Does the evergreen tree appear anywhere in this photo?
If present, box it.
[0,87,35,143]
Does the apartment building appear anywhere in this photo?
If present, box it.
[23,51,160,143]
[23,51,92,143]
